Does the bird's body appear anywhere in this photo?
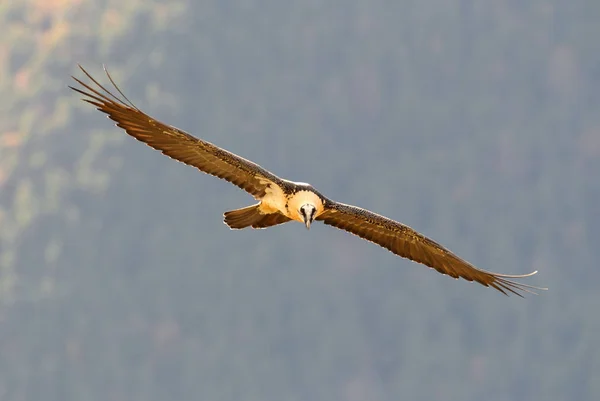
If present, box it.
[70,65,544,297]
[224,182,326,230]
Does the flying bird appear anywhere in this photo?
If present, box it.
[70,65,544,297]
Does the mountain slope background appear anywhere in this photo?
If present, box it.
[1,1,598,400]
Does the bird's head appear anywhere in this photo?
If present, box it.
[299,203,317,229]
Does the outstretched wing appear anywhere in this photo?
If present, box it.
[70,65,283,199]
[318,201,544,296]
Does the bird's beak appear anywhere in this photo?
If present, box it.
[305,219,311,230]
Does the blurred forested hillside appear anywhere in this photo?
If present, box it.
[1,0,599,400]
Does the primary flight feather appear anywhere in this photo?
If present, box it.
[70,65,545,297]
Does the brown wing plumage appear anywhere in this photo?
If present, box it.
[69,65,283,199]
[317,202,544,296]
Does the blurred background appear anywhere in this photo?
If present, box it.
[1,0,599,400]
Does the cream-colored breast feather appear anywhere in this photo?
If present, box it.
[285,190,325,222]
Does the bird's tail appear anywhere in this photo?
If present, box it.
[224,204,291,229]
[223,204,264,229]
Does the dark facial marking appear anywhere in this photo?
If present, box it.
[300,205,316,224]
[300,206,308,222]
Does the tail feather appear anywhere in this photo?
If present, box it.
[224,204,292,229]
[224,204,263,229]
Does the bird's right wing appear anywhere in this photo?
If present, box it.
[70,65,283,199]
[317,201,545,296]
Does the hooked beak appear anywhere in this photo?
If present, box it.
[304,219,311,230]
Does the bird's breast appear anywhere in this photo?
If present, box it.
[286,190,325,222]
[259,185,289,216]
[258,185,324,223]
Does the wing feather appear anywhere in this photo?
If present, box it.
[318,202,545,297]
[70,65,283,199]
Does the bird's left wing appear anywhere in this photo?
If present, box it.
[70,65,283,199]
[317,201,544,296]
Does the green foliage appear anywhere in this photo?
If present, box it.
[1,0,598,400]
